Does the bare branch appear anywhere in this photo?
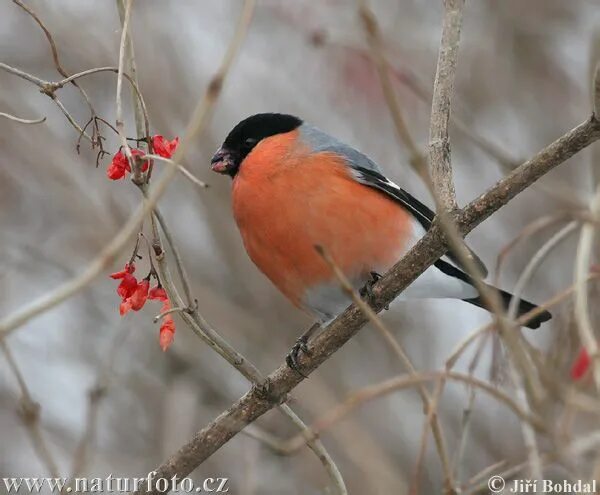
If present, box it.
[11,0,101,141]
[282,371,546,453]
[150,207,197,313]
[494,214,568,286]
[0,61,94,142]
[0,62,150,144]
[0,111,46,125]
[446,273,600,372]
[590,32,600,188]
[0,61,47,86]
[144,154,209,189]
[116,0,145,140]
[65,326,133,487]
[278,405,347,495]
[507,221,578,321]
[357,0,429,183]
[593,60,600,119]
[429,0,465,211]
[574,185,600,390]
[153,305,192,323]
[0,340,60,477]
[115,0,141,183]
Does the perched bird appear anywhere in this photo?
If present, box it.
[211,113,551,373]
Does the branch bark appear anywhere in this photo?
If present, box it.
[429,0,465,211]
[133,115,600,494]
[0,111,45,124]
[593,59,600,119]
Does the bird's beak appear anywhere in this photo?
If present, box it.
[211,147,236,174]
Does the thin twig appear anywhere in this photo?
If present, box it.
[0,61,92,143]
[392,59,584,208]
[451,352,484,486]
[153,305,191,323]
[0,61,46,86]
[115,0,141,183]
[116,0,145,141]
[445,273,595,372]
[590,34,600,191]
[0,112,46,125]
[1,63,146,148]
[593,60,600,119]
[573,49,600,393]
[428,0,465,211]
[390,60,520,170]
[282,370,546,453]
[507,360,544,481]
[144,154,209,188]
[11,0,97,119]
[63,325,134,490]
[574,184,600,390]
[314,245,455,491]
[357,0,428,183]
[0,339,60,477]
[410,376,447,495]
[507,221,578,321]
[151,207,196,312]
[240,425,289,454]
[278,405,347,495]
[494,214,569,287]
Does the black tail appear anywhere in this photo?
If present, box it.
[434,259,552,329]
[463,288,552,329]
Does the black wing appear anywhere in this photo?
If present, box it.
[351,166,489,277]
[350,166,434,231]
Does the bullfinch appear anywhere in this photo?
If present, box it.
[211,113,551,373]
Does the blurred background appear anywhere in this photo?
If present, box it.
[1,0,600,493]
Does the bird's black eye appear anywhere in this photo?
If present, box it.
[243,137,258,149]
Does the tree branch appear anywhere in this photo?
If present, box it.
[593,59,600,119]
[0,339,60,477]
[429,0,465,211]
[0,111,46,125]
[11,0,99,129]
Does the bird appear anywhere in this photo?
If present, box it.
[210,112,552,374]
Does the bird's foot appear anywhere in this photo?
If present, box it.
[285,336,312,378]
[253,377,278,403]
[360,271,389,310]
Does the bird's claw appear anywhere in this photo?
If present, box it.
[360,271,389,310]
[286,336,312,378]
[253,377,276,402]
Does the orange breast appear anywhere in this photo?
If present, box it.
[231,130,414,308]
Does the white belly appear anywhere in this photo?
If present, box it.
[300,220,478,322]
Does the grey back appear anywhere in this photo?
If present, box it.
[298,123,383,174]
